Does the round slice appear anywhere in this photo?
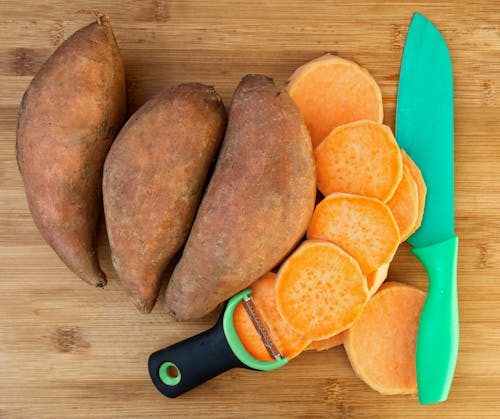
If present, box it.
[344,282,426,395]
[387,164,419,241]
[233,272,311,361]
[307,193,400,274]
[315,120,403,202]
[306,332,345,351]
[288,54,383,147]
[401,150,427,234]
[276,240,368,340]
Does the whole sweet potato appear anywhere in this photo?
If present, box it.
[16,14,126,287]
[165,74,316,320]
[103,84,226,313]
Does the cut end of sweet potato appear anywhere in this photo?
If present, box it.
[314,121,402,202]
[276,240,368,340]
[306,332,345,351]
[307,193,400,274]
[288,54,383,147]
[387,164,419,242]
[401,150,427,235]
[344,281,426,395]
[233,273,311,361]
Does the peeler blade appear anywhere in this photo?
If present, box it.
[243,296,283,360]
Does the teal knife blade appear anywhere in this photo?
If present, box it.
[396,12,459,404]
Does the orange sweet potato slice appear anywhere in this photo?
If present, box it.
[387,164,419,242]
[276,240,368,340]
[288,54,383,148]
[306,332,345,351]
[344,281,426,395]
[366,262,390,296]
[401,150,427,235]
[315,121,402,202]
[233,272,311,361]
[307,193,400,274]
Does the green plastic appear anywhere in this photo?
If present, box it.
[223,289,288,371]
[396,12,454,248]
[159,362,182,386]
[413,237,459,404]
[397,13,459,404]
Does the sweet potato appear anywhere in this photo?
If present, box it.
[366,263,390,296]
[16,13,126,287]
[288,54,383,147]
[315,120,402,202]
[307,262,390,352]
[233,273,311,361]
[306,332,345,351]
[344,282,426,395]
[387,164,419,241]
[276,240,368,340]
[307,193,400,274]
[165,75,316,320]
[401,150,427,235]
[103,84,226,313]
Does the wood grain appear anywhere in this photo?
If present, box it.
[1,0,499,417]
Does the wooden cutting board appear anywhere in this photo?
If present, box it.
[1,1,499,417]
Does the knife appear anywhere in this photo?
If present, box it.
[396,12,459,404]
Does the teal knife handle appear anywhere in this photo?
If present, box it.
[412,236,459,404]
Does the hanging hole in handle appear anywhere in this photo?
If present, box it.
[159,362,181,386]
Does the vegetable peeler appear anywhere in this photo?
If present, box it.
[148,289,288,398]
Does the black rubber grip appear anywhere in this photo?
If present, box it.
[148,315,247,398]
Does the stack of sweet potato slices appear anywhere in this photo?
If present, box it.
[234,55,427,396]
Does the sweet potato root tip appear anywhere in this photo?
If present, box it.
[288,54,383,147]
[314,120,402,202]
[78,9,109,25]
[276,240,368,340]
[307,193,400,274]
[344,282,426,395]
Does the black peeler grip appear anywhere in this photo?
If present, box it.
[148,315,247,398]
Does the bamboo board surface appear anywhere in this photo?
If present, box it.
[1,1,499,417]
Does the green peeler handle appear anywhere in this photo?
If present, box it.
[412,236,459,404]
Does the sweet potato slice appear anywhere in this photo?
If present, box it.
[307,193,400,274]
[288,54,383,147]
[366,263,390,296]
[276,241,368,340]
[315,121,402,202]
[306,332,345,351]
[387,164,419,242]
[344,282,426,395]
[233,273,311,361]
[401,150,427,235]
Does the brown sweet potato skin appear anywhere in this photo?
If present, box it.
[16,16,126,287]
[165,74,316,320]
[103,84,226,313]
